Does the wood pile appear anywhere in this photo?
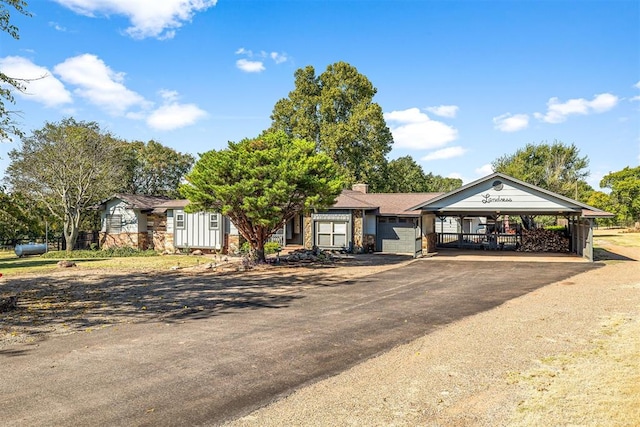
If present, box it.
[517,228,569,253]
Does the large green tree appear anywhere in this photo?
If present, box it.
[270,61,393,190]
[6,118,127,251]
[0,187,48,244]
[425,173,463,193]
[600,166,640,226]
[492,141,591,229]
[121,140,195,198]
[181,131,343,262]
[383,156,462,193]
[492,141,590,200]
[1,0,30,142]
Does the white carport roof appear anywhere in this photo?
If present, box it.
[410,172,614,218]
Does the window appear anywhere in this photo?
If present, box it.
[106,214,122,233]
[209,213,219,229]
[316,221,347,248]
[176,213,185,229]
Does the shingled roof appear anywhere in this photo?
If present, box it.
[94,194,171,211]
[333,189,442,216]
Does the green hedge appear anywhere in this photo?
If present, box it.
[544,225,566,233]
[41,247,158,259]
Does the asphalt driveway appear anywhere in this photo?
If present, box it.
[1,258,599,426]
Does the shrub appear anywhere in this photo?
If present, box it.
[264,241,282,254]
[240,241,282,255]
[41,248,159,259]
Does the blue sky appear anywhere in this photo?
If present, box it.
[1,0,638,190]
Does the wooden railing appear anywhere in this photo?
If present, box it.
[268,233,285,246]
[437,232,520,250]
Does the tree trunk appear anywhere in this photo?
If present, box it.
[520,215,536,231]
[63,214,80,253]
[253,247,266,263]
[251,234,268,263]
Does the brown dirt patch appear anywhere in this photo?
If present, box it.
[0,254,413,348]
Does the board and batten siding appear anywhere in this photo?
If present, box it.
[170,209,223,250]
[101,199,142,233]
[429,181,570,212]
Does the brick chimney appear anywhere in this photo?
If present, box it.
[352,183,369,193]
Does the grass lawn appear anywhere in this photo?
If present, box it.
[0,250,217,277]
[593,229,640,247]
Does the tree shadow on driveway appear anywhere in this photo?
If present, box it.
[0,254,412,346]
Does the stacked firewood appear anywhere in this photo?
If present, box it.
[517,228,570,253]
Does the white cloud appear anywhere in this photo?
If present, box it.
[493,113,529,132]
[147,102,207,131]
[475,164,493,176]
[234,48,288,72]
[53,53,149,115]
[0,56,72,107]
[384,107,458,150]
[158,89,179,102]
[48,21,68,32]
[426,105,458,118]
[270,51,288,64]
[146,89,206,131]
[421,146,467,161]
[53,0,216,39]
[534,93,619,124]
[236,59,265,73]
[635,81,640,89]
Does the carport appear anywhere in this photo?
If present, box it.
[411,173,614,261]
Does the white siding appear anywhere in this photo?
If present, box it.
[102,199,140,233]
[435,217,459,233]
[228,219,239,235]
[166,210,174,233]
[422,214,436,234]
[435,216,486,233]
[172,209,222,249]
[430,181,573,212]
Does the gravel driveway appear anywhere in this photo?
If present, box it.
[229,241,640,427]
[0,253,600,426]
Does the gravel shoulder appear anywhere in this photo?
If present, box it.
[229,234,640,427]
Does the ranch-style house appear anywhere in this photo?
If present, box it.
[96,173,612,261]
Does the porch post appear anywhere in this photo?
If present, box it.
[576,216,582,257]
[585,218,594,261]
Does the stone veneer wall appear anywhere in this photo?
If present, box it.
[100,232,149,250]
[422,232,437,253]
[353,210,363,253]
[303,213,313,249]
[227,234,241,255]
